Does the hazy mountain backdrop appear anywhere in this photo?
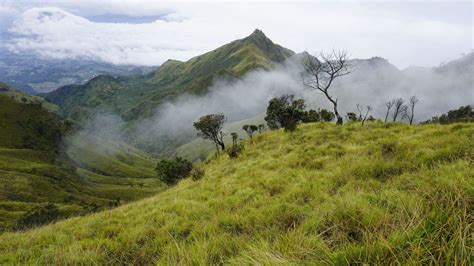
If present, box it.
[41,30,473,158]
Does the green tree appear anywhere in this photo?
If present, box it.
[193,113,226,152]
[302,109,321,123]
[242,124,258,139]
[264,94,305,132]
[319,109,335,122]
[155,157,193,185]
[422,105,473,124]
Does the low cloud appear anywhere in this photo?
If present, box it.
[4,2,472,67]
[6,7,208,65]
[114,55,472,154]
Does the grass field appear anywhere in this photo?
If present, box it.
[0,122,472,264]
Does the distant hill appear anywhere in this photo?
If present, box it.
[0,83,162,232]
[0,48,157,94]
[0,122,471,264]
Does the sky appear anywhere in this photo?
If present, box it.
[0,0,472,68]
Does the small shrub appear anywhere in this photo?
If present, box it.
[16,204,62,230]
[381,142,397,158]
[228,143,244,159]
[191,167,205,181]
[346,112,359,122]
[155,157,193,185]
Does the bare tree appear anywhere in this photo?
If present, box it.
[392,98,405,122]
[356,104,372,125]
[356,104,364,120]
[400,105,409,122]
[384,100,395,123]
[408,96,419,125]
[302,50,354,125]
[361,106,372,126]
[193,113,226,152]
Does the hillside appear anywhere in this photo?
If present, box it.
[44,29,294,122]
[0,85,163,232]
[1,122,471,264]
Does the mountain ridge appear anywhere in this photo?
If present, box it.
[44,29,295,122]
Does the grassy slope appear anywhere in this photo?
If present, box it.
[0,88,163,232]
[1,122,472,264]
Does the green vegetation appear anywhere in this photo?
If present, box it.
[155,157,193,185]
[193,113,227,152]
[43,30,294,155]
[265,94,306,131]
[0,88,163,232]
[0,122,471,264]
[302,108,335,123]
[242,124,258,139]
[422,105,473,124]
[227,132,244,159]
[0,82,60,113]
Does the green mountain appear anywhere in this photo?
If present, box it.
[0,83,163,232]
[1,122,471,264]
[43,30,294,122]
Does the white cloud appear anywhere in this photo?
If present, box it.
[4,1,472,67]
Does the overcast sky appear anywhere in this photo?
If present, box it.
[0,0,472,68]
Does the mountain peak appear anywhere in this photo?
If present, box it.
[242,29,295,62]
[249,28,266,37]
[245,29,271,44]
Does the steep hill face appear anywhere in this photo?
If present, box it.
[149,29,294,91]
[43,30,295,122]
[0,84,163,232]
[0,122,471,264]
